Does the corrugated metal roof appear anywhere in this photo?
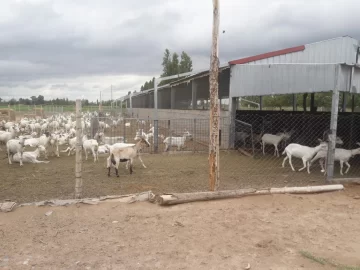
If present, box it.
[230,63,354,97]
[229,36,359,66]
[229,45,305,65]
[169,64,229,87]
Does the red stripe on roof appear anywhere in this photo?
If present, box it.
[228,45,306,65]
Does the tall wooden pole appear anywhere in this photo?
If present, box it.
[209,0,220,191]
[75,99,83,199]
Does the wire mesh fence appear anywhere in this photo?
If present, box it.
[220,110,360,191]
[2,106,360,205]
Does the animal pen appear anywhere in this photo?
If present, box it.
[2,36,360,205]
[229,62,360,185]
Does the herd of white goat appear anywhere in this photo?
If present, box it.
[0,112,194,177]
[237,129,360,176]
[2,111,360,178]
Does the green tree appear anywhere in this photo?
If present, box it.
[161,49,171,77]
[37,95,45,104]
[140,49,194,89]
[170,52,179,76]
[179,51,193,73]
[9,98,17,105]
[30,96,37,104]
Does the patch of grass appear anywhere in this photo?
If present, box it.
[300,250,360,270]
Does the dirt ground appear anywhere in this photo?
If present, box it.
[1,186,360,270]
[1,115,359,204]
[0,148,342,204]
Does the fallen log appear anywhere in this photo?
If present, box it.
[153,188,257,205]
[154,185,344,206]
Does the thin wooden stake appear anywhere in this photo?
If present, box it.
[75,99,83,199]
[209,0,220,191]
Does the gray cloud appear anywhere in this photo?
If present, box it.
[0,0,360,101]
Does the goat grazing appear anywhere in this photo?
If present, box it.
[282,140,328,174]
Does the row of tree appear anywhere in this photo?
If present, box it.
[241,92,357,111]
[138,49,193,92]
[0,96,115,106]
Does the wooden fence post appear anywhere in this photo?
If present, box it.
[209,0,220,191]
[75,99,83,199]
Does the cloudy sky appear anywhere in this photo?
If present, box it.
[1,0,359,102]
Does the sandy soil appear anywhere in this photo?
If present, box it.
[1,185,360,270]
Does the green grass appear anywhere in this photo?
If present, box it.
[300,251,360,270]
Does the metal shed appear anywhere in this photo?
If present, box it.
[228,36,360,181]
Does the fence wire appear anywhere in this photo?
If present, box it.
[2,108,360,205]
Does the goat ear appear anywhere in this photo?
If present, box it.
[356,142,360,146]
[318,138,323,142]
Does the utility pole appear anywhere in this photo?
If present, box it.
[209,0,220,191]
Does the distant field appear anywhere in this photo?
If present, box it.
[0,105,121,113]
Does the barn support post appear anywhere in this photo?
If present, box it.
[326,87,340,182]
[342,92,347,112]
[191,80,198,110]
[229,97,237,149]
[129,92,133,117]
[75,99,83,199]
[209,0,220,191]
[171,87,176,109]
[292,94,297,111]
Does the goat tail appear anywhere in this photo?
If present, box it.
[110,153,116,165]
[282,149,286,155]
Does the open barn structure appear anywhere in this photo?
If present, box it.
[113,36,360,185]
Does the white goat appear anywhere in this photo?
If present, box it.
[6,136,26,166]
[163,134,188,151]
[98,144,111,154]
[262,132,292,157]
[310,142,360,175]
[106,136,150,177]
[0,126,19,145]
[94,132,125,145]
[282,140,328,174]
[60,136,77,156]
[12,145,49,164]
[82,135,99,162]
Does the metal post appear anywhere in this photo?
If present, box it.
[75,99,83,199]
[122,118,126,142]
[229,97,237,149]
[259,96,263,110]
[342,92,347,112]
[193,119,196,152]
[154,78,159,153]
[209,0,220,191]
[326,88,340,182]
[292,94,297,111]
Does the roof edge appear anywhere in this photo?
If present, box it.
[229,45,305,65]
